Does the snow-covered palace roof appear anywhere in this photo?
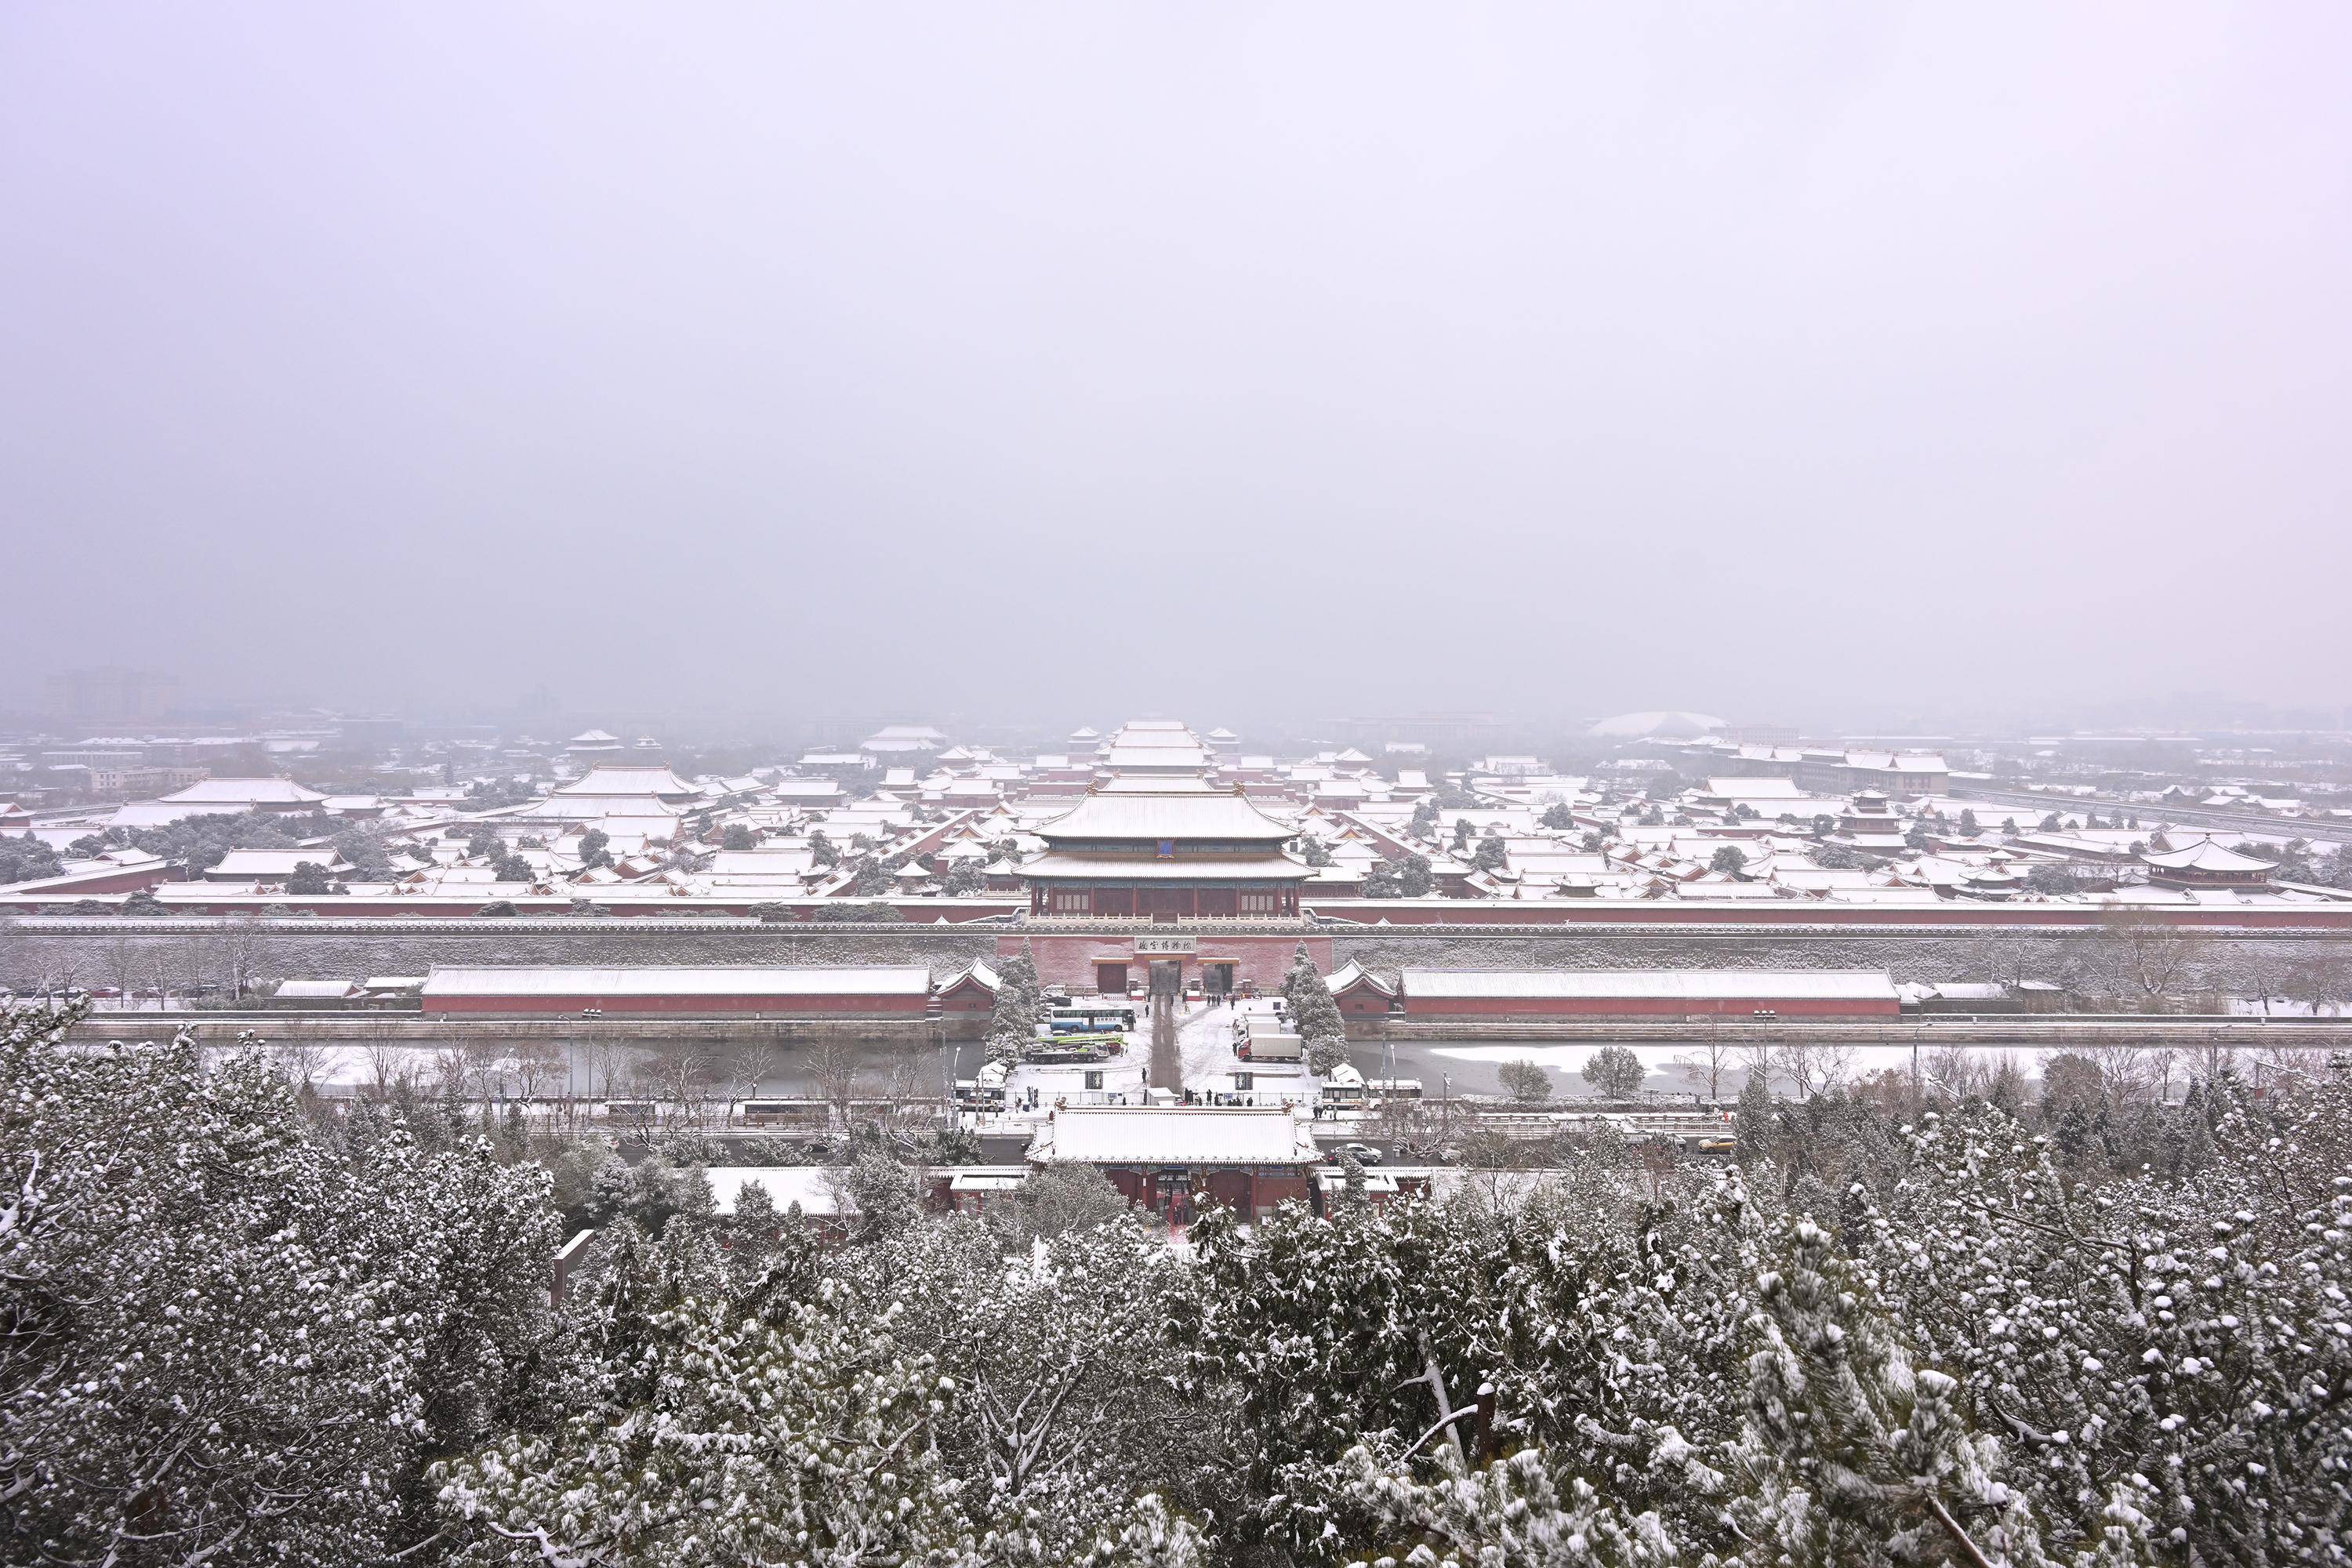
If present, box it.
[420,965,932,998]
[1029,1105,1320,1167]
[1399,969,1899,1003]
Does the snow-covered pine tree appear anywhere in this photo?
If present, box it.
[0,1004,563,1565]
[1734,1066,1775,1170]
[1280,943,1351,1074]
[1337,1148,1370,1208]
[1009,1160,1132,1243]
[843,1216,1214,1559]
[434,1287,977,1566]
[1862,1094,2352,1563]
[989,942,1043,1064]
[839,1142,924,1243]
[726,1172,782,1276]
[1722,1214,2060,1567]
[1171,1194,1550,1561]
[1084,1492,1210,1567]
[1338,1443,1682,1567]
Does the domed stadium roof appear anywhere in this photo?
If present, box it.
[1586,710,1726,739]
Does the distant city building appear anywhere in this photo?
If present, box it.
[42,744,145,770]
[1341,713,1510,750]
[860,724,948,753]
[335,717,408,746]
[42,667,179,725]
[89,764,209,798]
[1586,710,1726,740]
[1714,744,1950,797]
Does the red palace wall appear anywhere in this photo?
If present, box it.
[1007,933,1334,993]
[16,889,2347,933]
[1403,994,1900,1019]
[1306,899,2352,931]
[0,895,1031,920]
[423,992,930,1017]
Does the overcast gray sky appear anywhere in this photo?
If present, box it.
[3,3,2347,728]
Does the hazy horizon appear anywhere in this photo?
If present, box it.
[5,4,2347,724]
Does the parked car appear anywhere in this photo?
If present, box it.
[1336,1142,1383,1167]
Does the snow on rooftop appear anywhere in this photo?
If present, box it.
[421,966,932,997]
[272,979,362,999]
[1401,969,1899,1002]
[1036,787,1297,843]
[554,764,699,797]
[2142,841,2275,873]
[1030,1105,1319,1166]
[211,850,348,877]
[159,778,326,805]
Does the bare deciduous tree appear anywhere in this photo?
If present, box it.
[2176,1036,2235,1087]
[2099,910,2209,1009]
[2287,956,2350,1018]
[271,1037,332,1095]
[583,1039,629,1102]
[465,1039,513,1104]
[1375,1092,1418,1150]
[1921,1042,1980,1104]
[510,1040,564,1103]
[726,1040,779,1109]
[1772,1038,1857,1100]
[143,949,180,1011]
[2082,1040,2161,1108]
[1921,1044,2028,1110]
[432,1045,473,1102]
[1969,936,2034,992]
[641,1040,717,1129]
[107,936,140,1004]
[1675,1027,1738,1102]
[212,917,263,1001]
[804,1036,862,1130]
[363,1041,417,1098]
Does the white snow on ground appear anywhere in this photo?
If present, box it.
[1429,1041,2110,1071]
[1173,1000,1238,1093]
